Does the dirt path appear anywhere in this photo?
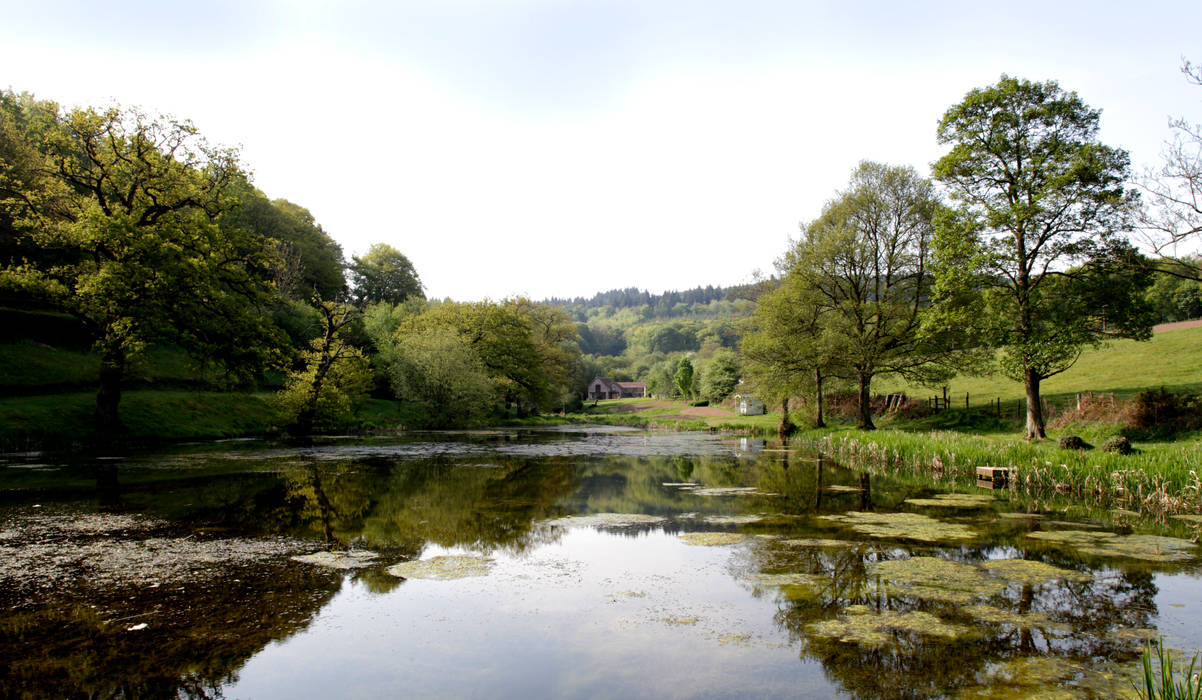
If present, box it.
[1153,318,1202,332]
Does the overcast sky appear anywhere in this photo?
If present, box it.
[3,0,1200,300]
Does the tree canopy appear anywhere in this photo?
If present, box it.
[348,243,424,305]
[932,76,1153,439]
[0,97,284,430]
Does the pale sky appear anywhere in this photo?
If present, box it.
[3,0,1200,300]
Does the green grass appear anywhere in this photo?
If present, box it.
[0,391,286,450]
[877,325,1202,410]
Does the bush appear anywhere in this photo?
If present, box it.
[1057,435,1092,450]
[1129,388,1202,437]
[1101,436,1134,455]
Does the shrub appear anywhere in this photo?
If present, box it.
[1129,388,1202,437]
[1057,435,1092,450]
[1102,436,1134,455]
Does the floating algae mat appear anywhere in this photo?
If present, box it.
[904,493,996,508]
[779,538,857,549]
[548,513,666,529]
[387,555,495,580]
[291,550,380,569]
[702,514,766,525]
[1026,530,1199,562]
[686,486,780,497]
[679,532,746,546]
[819,511,977,542]
[979,558,1091,586]
[961,604,1058,629]
[870,557,1005,604]
[807,608,970,646]
[822,485,864,494]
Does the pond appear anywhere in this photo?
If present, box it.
[2,426,1200,698]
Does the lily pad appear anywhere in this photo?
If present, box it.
[291,550,380,570]
[980,558,1092,586]
[1027,530,1198,562]
[386,555,495,580]
[998,512,1045,520]
[871,557,1005,603]
[904,493,997,508]
[679,532,746,546]
[807,609,970,646]
[820,511,978,542]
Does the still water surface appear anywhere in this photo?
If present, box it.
[2,426,1200,698]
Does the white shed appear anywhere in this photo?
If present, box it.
[735,395,765,416]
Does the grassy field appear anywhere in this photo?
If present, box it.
[875,324,1202,413]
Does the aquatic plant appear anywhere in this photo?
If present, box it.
[291,551,380,570]
[679,532,746,546]
[386,555,495,580]
[870,557,1004,604]
[1026,530,1198,562]
[903,493,997,508]
[806,609,970,646]
[1135,640,1202,700]
[979,558,1092,586]
[819,511,977,542]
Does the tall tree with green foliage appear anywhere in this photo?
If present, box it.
[932,76,1153,439]
[0,100,284,431]
[741,272,843,430]
[348,243,424,305]
[788,161,948,430]
[674,356,694,400]
[277,298,371,434]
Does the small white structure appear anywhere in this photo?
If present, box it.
[735,394,765,416]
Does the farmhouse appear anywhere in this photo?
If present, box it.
[588,376,647,400]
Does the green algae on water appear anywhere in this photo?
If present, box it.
[686,486,781,497]
[1026,530,1198,562]
[702,515,766,525]
[290,550,380,570]
[871,557,1005,604]
[780,538,857,549]
[962,604,1054,628]
[679,532,746,546]
[980,558,1092,586]
[819,511,977,542]
[904,493,997,508]
[386,555,495,580]
[807,610,970,646]
[548,513,667,529]
[823,485,864,494]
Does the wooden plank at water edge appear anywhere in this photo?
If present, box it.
[976,466,1009,488]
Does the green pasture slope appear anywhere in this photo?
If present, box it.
[0,309,403,449]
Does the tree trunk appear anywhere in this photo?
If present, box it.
[813,368,826,428]
[1023,368,1046,440]
[778,397,796,439]
[95,347,126,433]
[857,373,875,430]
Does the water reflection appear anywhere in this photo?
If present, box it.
[0,429,1199,698]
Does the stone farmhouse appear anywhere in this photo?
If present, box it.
[587,376,647,400]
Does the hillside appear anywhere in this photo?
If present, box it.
[875,324,1202,411]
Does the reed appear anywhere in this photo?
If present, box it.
[1136,640,1201,700]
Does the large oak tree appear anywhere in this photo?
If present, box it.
[932,76,1153,439]
[0,98,284,431]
